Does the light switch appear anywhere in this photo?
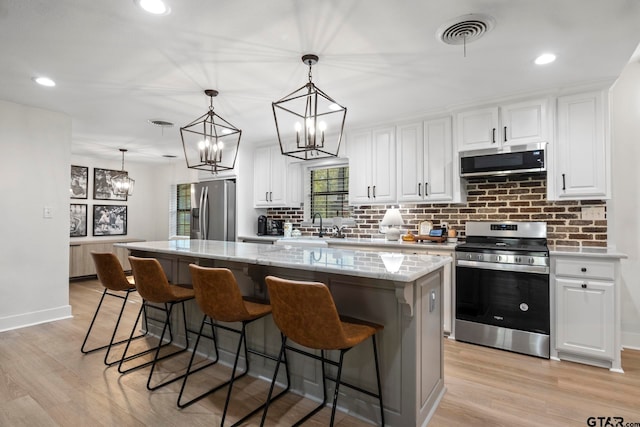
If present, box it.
[43,206,53,218]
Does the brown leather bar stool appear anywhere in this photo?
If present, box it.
[81,252,146,366]
[261,276,385,427]
[118,256,195,391]
[178,265,290,427]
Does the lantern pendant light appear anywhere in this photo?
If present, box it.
[180,89,242,174]
[111,149,135,196]
[272,54,347,160]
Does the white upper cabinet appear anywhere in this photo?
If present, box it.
[348,126,396,204]
[549,90,609,200]
[397,117,462,203]
[456,98,549,151]
[253,145,301,208]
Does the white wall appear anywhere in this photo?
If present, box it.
[70,155,197,242]
[610,59,640,349]
[0,100,72,331]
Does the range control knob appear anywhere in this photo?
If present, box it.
[515,256,522,263]
[528,257,535,264]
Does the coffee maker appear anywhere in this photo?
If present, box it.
[257,215,268,236]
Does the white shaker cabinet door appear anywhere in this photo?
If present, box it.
[556,277,614,359]
[553,90,608,200]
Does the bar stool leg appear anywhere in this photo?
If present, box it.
[372,335,385,426]
[177,314,220,408]
[147,301,192,390]
[260,335,287,427]
[221,323,249,426]
[329,350,347,427]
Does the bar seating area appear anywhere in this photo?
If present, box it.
[81,252,144,366]
[117,256,196,391]
[80,254,386,426]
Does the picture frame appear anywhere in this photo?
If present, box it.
[93,168,127,201]
[93,205,127,236]
[70,204,88,237]
[70,165,88,199]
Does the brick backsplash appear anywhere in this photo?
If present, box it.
[267,173,607,247]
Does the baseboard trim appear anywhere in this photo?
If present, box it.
[0,305,73,332]
[622,331,640,351]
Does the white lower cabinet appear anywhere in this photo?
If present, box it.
[553,255,621,371]
[556,277,614,358]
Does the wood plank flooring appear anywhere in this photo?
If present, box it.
[0,278,639,426]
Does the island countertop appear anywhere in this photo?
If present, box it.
[115,239,451,283]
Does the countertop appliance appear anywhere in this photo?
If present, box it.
[190,180,236,241]
[455,221,550,358]
[460,142,546,178]
[257,216,284,236]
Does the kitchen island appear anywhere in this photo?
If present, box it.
[115,239,451,426]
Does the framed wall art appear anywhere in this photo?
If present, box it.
[93,205,127,236]
[70,204,88,237]
[70,165,88,199]
[93,168,128,201]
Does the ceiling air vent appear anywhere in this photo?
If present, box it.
[436,13,496,46]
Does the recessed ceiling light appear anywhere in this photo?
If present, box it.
[535,53,556,65]
[162,154,177,158]
[135,0,170,15]
[33,76,56,87]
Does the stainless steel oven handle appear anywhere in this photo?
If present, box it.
[456,259,549,275]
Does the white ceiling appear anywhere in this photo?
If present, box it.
[1,0,640,164]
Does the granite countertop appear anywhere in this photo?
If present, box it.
[238,235,458,251]
[549,245,628,259]
[116,239,452,283]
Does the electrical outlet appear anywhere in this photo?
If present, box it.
[581,206,605,220]
[43,206,53,218]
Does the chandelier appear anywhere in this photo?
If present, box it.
[111,149,135,196]
[180,89,242,174]
[272,54,347,160]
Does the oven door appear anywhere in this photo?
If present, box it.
[455,259,550,335]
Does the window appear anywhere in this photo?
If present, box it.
[310,166,350,218]
[176,183,191,236]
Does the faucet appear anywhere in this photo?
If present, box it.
[312,213,324,237]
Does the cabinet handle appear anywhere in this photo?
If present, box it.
[581,267,587,272]
[504,126,507,142]
[373,185,376,198]
[425,182,428,196]
[492,128,496,143]
[581,283,587,289]
[367,186,371,198]
[418,182,421,196]
[562,174,566,191]
[269,191,273,202]
[265,191,269,202]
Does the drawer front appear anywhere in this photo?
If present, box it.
[554,258,614,280]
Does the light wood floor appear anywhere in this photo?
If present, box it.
[0,278,639,426]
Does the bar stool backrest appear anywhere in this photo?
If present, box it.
[91,252,133,291]
[128,256,178,303]
[265,276,349,350]
[189,265,252,323]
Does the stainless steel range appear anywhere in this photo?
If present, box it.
[455,221,550,358]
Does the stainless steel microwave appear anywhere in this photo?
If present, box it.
[460,143,546,178]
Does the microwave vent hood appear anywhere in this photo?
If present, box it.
[459,142,547,178]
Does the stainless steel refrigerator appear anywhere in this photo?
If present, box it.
[190,180,236,241]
